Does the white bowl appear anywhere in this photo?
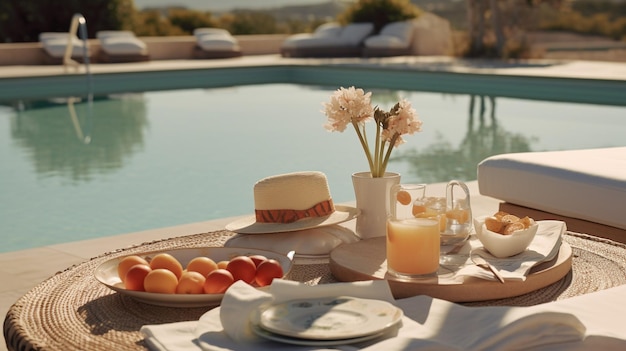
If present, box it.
[474,218,538,258]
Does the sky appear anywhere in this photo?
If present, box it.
[133,0,335,11]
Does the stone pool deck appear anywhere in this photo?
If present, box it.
[1,55,625,351]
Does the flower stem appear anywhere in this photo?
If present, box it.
[380,133,399,175]
[352,120,375,175]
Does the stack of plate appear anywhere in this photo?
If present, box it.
[251,296,403,346]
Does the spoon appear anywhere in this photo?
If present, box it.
[471,254,505,284]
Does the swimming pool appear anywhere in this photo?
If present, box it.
[1,81,625,253]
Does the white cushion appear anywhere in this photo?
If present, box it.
[281,36,341,49]
[364,35,408,49]
[312,22,342,37]
[101,37,147,55]
[477,147,626,230]
[197,35,239,51]
[96,31,147,55]
[380,21,414,42]
[339,23,374,45]
[364,21,414,49]
[193,28,239,51]
[193,28,231,39]
[96,31,136,40]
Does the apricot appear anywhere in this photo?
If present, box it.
[248,254,268,268]
[176,271,206,294]
[396,190,411,205]
[144,268,178,294]
[203,269,234,294]
[216,260,229,269]
[186,256,218,277]
[446,208,469,224]
[117,255,149,283]
[149,253,184,279]
[255,259,284,287]
[124,264,151,291]
[226,256,257,284]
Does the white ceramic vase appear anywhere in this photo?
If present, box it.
[352,171,401,239]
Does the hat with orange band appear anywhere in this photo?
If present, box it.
[225,171,359,234]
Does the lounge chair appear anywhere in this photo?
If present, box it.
[96,31,149,63]
[477,147,626,243]
[280,22,374,58]
[193,28,242,59]
[363,20,415,57]
[39,32,91,65]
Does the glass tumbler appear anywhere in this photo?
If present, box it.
[386,184,440,279]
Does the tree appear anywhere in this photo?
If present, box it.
[0,0,135,43]
[167,8,217,35]
[339,0,421,33]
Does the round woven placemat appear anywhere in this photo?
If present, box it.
[4,230,626,351]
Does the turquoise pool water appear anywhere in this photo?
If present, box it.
[1,83,625,252]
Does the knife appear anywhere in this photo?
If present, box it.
[472,254,505,284]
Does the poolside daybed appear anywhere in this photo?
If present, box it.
[478,147,626,243]
[96,31,149,63]
[193,28,242,59]
[39,32,91,65]
[280,22,374,58]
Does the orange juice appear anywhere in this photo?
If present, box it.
[386,218,440,276]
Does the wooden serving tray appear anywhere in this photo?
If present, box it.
[329,237,572,302]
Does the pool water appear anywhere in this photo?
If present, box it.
[1,83,624,252]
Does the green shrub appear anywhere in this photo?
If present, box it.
[338,0,422,33]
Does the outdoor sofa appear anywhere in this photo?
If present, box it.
[280,22,374,58]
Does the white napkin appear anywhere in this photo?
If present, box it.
[142,278,589,351]
[381,295,586,351]
[451,220,565,282]
[141,321,200,351]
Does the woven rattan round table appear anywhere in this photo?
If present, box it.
[4,230,626,351]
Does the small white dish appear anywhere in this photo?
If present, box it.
[94,247,294,307]
[475,221,539,258]
[258,296,402,340]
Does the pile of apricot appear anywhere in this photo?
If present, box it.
[117,253,284,294]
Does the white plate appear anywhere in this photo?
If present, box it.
[258,296,402,340]
[251,322,388,346]
[94,247,294,307]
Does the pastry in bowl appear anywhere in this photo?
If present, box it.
[474,212,538,258]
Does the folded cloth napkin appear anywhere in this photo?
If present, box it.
[451,220,565,282]
[382,295,586,351]
[142,278,587,351]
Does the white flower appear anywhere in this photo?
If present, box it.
[322,87,422,177]
[323,86,373,132]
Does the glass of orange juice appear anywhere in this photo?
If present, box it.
[387,184,440,279]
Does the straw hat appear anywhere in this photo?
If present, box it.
[226,171,359,234]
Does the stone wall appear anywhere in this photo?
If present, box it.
[0,34,289,66]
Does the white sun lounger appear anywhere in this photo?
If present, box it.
[478,147,626,243]
[39,32,90,64]
[193,28,242,59]
[96,31,149,63]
